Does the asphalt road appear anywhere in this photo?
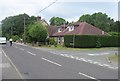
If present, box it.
[1,43,118,80]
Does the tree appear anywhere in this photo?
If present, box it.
[78,14,93,25]
[1,13,37,39]
[49,17,66,26]
[28,22,48,43]
[78,12,116,32]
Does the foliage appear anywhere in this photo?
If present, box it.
[12,35,20,42]
[108,32,120,36]
[48,38,56,45]
[78,12,119,32]
[96,38,101,48]
[99,36,119,47]
[49,17,66,26]
[28,22,48,43]
[64,35,119,48]
[1,13,37,39]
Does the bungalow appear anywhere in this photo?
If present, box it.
[48,22,108,44]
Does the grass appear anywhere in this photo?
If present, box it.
[108,54,119,62]
[38,44,118,51]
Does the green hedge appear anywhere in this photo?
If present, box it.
[99,36,119,47]
[64,35,119,48]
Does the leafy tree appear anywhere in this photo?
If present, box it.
[78,14,93,25]
[78,12,117,32]
[49,17,66,26]
[28,22,48,43]
[1,13,37,39]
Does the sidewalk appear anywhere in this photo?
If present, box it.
[0,48,21,79]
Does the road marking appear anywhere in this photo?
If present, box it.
[47,53,118,70]
[93,62,99,64]
[64,54,70,57]
[2,50,24,80]
[103,64,110,67]
[78,72,99,81]
[19,48,24,51]
[70,55,75,59]
[88,53,110,56]
[41,57,62,67]
[60,54,65,56]
[27,51,36,56]
[0,63,11,68]
[98,63,104,66]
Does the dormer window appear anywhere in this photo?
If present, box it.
[68,26,74,31]
[58,28,62,32]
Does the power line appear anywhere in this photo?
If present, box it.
[34,0,58,15]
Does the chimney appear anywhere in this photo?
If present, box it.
[37,16,41,21]
[102,31,105,35]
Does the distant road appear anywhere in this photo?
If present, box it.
[2,43,118,80]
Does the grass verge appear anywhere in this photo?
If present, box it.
[108,54,119,62]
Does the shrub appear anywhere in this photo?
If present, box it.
[48,38,56,45]
[12,35,20,42]
[64,35,119,48]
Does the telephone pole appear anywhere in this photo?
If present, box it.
[24,17,25,43]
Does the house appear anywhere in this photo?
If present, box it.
[37,16,49,26]
[48,22,108,44]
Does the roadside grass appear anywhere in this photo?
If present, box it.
[38,44,118,51]
[108,54,119,62]
[25,42,118,51]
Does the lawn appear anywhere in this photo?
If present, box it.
[108,54,119,62]
[39,45,118,51]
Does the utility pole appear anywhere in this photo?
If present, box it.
[24,17,25,43]
[73,34,75,48]
[11,23,13,38]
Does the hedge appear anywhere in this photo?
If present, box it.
[64,35,119,48]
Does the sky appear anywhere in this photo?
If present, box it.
[0,0,119,23]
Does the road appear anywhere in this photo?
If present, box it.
[1,43,118,80]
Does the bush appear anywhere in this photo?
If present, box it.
[48,38,56,45]
[12,35,20,42]
[96,38,101,48]
[64,35,119,48]
[99,36,119,47]
[28,22,48,43]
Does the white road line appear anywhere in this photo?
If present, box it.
[27,51,36,56]
[70,55,75,59]
[64,54,70,57]
[2,50,24,79]
[78,72,99,81]
[98,63,104,66]
[60,54,65,56]
[0,63,11,68]
[19,48,24,51]
[103,64,110,67]
[41,57,62,67]
[93,62,100,64]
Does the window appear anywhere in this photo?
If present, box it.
[67,26,74,31]
[58,28,61,32]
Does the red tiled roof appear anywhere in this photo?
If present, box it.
[47,26,58,37]
[52,22,108,37]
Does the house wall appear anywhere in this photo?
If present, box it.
[53,36,64,45]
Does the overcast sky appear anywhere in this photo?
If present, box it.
[0,0,119,23]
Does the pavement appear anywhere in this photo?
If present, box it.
[0,44,21,79]
[33,46,118,67]
[1,43,119,80]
